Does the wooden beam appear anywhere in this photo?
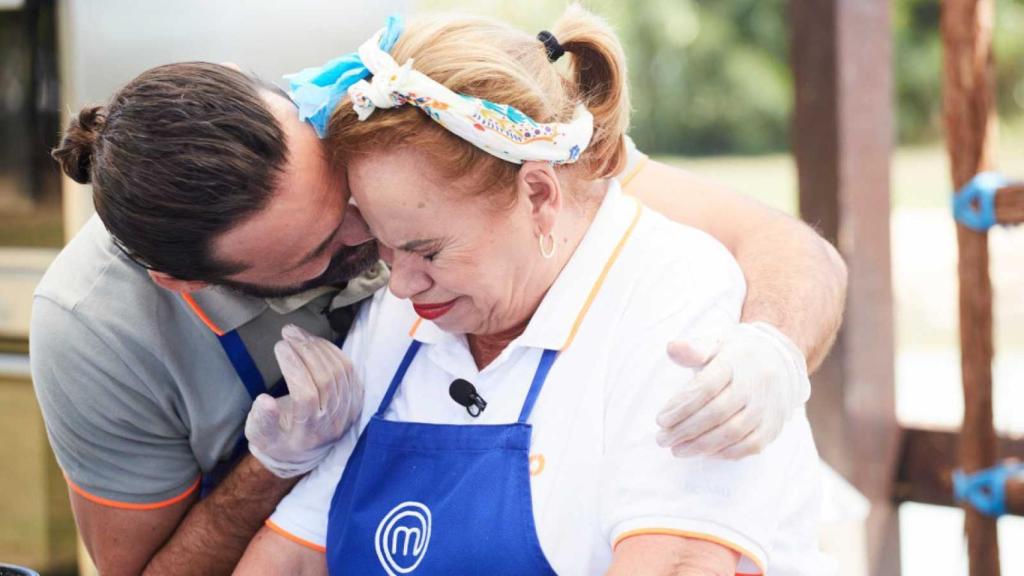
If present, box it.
[995,183,1024,225]
[896,427,1024,515]
[1009,476,1024,514]
[791,1,900,573]
[941,0,1001,573]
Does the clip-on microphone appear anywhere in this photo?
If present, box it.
[449,378,487,417]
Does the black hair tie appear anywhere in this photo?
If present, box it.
[537,30,565,63]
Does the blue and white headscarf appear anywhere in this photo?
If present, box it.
[284,16,593,166]
[284,16,404,138]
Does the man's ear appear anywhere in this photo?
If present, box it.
[148,270,208,293]
[518,161,563,236]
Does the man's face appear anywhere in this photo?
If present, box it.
[210,92,376,298]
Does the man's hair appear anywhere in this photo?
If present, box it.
[52,62,288,281]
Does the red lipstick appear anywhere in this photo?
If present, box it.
[412,299,458,320]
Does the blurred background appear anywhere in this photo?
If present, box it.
[1,0,1022,574]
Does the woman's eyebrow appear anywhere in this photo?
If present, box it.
[398,238,441,252]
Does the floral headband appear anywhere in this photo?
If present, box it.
[285,16,593,166]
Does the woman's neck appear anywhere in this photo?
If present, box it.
[467,319,530,369]
[466,180,607,370]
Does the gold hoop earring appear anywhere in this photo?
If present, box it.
[538,232,556,259]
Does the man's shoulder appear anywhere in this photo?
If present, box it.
[33,215,178,339]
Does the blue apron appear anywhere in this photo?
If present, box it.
[325,340,559,575]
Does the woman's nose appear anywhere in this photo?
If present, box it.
[388,254,432,300]
[339,204,375,246]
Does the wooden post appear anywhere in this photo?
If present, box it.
[791,1,899,573]
[941,0,1001,573]
[994,183,1024,224]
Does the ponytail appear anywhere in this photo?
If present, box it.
[52,106,106,184]
[553,3,630,178]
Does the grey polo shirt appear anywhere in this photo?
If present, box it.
[30,215,386,506]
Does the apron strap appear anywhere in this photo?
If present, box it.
[517,349,558,424]
[216,329,267,401]
[375,342,555,423]
[375,340,422,417]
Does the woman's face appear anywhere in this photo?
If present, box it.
[348,148,550,336]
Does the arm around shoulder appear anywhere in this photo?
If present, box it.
[623,158,847,372]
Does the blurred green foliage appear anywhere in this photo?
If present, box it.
[420,0,1024,155]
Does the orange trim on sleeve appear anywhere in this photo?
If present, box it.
[614,528,765,575]
[180,292,226,336]
[619,154,651,191]
[65,473,201,511]
[560,199,643,352]
[265,519,327,553]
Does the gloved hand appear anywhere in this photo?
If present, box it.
[245,324,363,478]
[655,322,810,460]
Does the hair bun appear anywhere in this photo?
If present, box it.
[52,106,106,184]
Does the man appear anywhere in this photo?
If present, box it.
[33,62,845,575]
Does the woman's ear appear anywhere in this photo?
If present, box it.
[518,161,562,236]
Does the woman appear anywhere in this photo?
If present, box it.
[238,6,831,575]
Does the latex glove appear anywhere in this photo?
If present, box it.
[245,324,363,478]
[655,322,810,460]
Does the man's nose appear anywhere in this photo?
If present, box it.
[339,204,375,246]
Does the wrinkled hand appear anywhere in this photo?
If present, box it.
[245,324,363,478]
[655,322,809,460]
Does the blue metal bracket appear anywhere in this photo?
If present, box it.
[953,460,1024,518]
[953,171,1010,231]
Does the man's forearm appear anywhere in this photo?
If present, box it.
[733,217,847,373]
[144,454,297,576]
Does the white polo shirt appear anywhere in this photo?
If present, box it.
[268,181,832,575]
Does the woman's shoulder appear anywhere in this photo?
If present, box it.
[607,196,747,326]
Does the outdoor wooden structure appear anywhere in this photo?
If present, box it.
[791,0,900,572]
[792,0,1024,574]
[943,0,1024,573]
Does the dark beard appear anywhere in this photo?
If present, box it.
[217,242,380,299]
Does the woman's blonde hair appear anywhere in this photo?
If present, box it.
[327,4,630,202]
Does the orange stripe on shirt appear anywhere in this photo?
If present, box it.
[614,528,766,575]
[180,292,225,336]
[265,519,327,553]
[560,199,643,352]
[619,153,650,190]
[408,317,423,338]
[65,473,200,511]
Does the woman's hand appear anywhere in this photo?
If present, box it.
[245,324,364,478]
[656,322,810,459]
